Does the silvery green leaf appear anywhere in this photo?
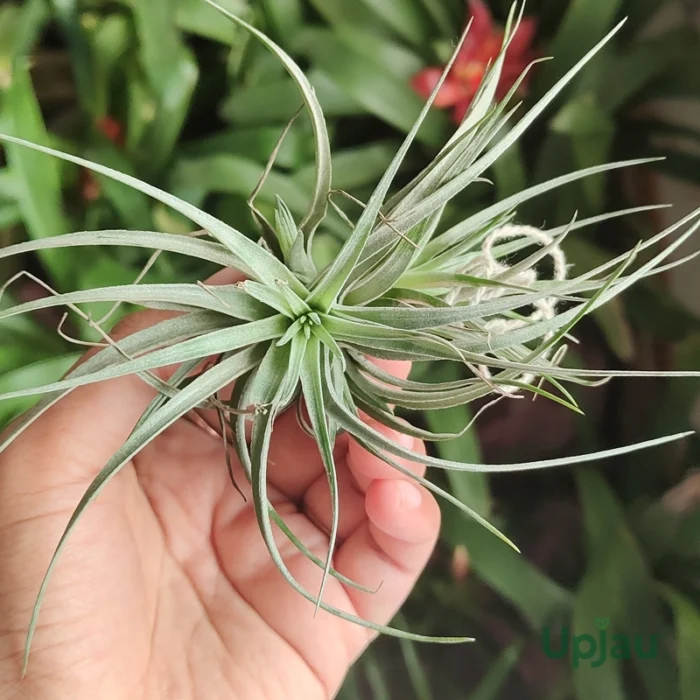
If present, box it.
[324,316,464,362]
[311,323,346,366]
[0,229,240,268]
[288,231,317,282]
[350,394,470,442]
[300,336,338,610]
[356,434,518,552]
[329,388,693,475]
[268,507,376,594]
[420,158,660,262]
[394,271,533,293]
[246,344,472,643]
[391,23,626,239]
[0,283,271,322]
[335,285,581,330]
[308,23,471,311]
[240,280,297,318]
[346,209,444,304]
[275,279,313,318]
[0,312,231,454]
[274,195,299,256]
[0,134,306,294]
[447,3,520,146]
[133,358,203,430]
[204,0,331,238]
[0,316,287,401]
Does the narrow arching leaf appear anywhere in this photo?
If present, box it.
[269,508,376,593]
[449,4,519,145]
[203,0,331,238]
[0,134,306,294]
[353,434,519,552]
[246,344,472,644]
[229,360,371,593]
[0,312,232,454]
[0,283,271,322]
[394,22,626,238]
[328,385,693,474]
[0,229,241,268]
[0,316,287,402]
[240,281,297,318]
[420,158,660,262]
[307,24,470,311]
[300,335,339,610]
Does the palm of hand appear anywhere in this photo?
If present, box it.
[0,314,438,700]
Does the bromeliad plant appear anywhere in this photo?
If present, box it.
[1,0,699,670]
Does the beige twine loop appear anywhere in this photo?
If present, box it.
[459,224,568,393]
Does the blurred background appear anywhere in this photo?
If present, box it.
[1,0,699,698]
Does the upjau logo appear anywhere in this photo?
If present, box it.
[541,618,658,668]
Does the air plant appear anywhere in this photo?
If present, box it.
[1,0,699,672]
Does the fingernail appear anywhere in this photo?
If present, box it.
[396,481,422,510]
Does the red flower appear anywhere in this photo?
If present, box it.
[412,0,537,124]
[96,115,124,146]
[82,115,124,201]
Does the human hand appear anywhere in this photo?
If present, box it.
[0,271,440,700]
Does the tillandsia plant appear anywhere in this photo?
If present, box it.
[1,0,700,671]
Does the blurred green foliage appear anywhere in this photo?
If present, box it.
[1,0,699,698]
